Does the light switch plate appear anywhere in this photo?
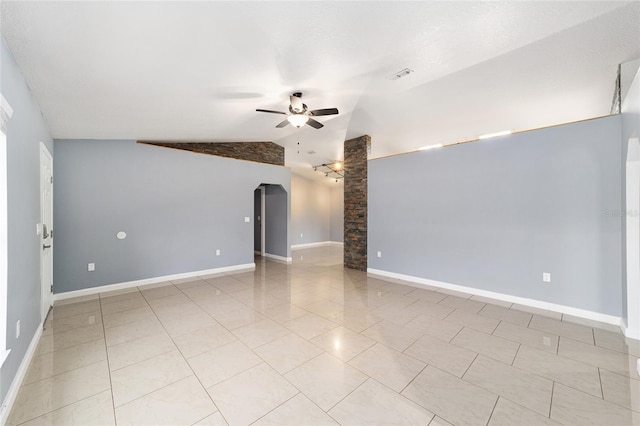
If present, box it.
[244,217,250,223]
[542,272,551,283]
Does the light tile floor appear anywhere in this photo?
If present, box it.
[7,246,640,425]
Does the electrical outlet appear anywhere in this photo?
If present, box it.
[88,263,95,272]
[244,217,250,223]
[216,249,221,256]
[377,251,382,258]
[15,320,20,339]
[542,272,551,283]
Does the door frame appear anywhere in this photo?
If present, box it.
[40,142,53,322]
[626,137,640,340]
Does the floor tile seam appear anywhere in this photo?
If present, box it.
[10,388,113,426]
[100,304,152,320]
[512,358,608,400]
[277,351,327,383]
[556,338,640,376]
[50,312,104,329]
[321,372,371,414]
[107,344,177,373]
[245,391,303,426]
[99,295,146,309]
[528,324,595,345]
[397,363,429,395]
[135,290,227,412]
[104,327,172,349]
[98,296,118,426]
[102,318,161,333]
[510,344,522,367]
[548,378,640,418]
[113,372,196,411]
[33,335,106,358]
[460,360,557,417]
[484,394,501,426]
[49,305,102,320]
[490,323,562,348]
[398,364,475,415]
[192,346,264,388]
[592,340,640,357]
[229,322,292,350]
[21,357,108,388]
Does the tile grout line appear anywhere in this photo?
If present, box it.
[549,381,555,418]
[597,367,604,399]
[484,395,501,426]
[99,297,118,425]
[510,343,522,367]
[398,363,429,395]
[134,288,231,425]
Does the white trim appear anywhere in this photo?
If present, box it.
[40,142,54,323]
[0,94,10,354]
[367,268,622,328]
[0,324,42,425]
[0,94,13,119]
[54,263,255,302]
[0,349,10,368]
[291,241,344,250]
[622,321,640,340]
[263,253,293,264]
[254,250,262,255]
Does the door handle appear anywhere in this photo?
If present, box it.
[43,244,51,249]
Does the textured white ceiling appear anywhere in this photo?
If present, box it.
[1,1,639,184]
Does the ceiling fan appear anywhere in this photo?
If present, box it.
[256,92,339,129]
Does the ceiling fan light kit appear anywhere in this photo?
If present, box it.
[256,92,339,130]
[287,114,309,128]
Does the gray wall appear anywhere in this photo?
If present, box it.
[53,140,290,293]
[369,115,623,316]
[264,185,289,258]
[621,65,640,323]
[0,39,54,403]
[330,186,344,242]
[291,174,331,245]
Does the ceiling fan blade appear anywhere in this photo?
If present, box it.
[256,109,287,115]
[306,118,324,129]
[309,108,339,116]
[290,94,304,113]
[276,119,290,128]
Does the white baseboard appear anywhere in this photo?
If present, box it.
[291,241,344,250]
[263,253,293,264]
[0,324,43,425]
[54,263,256,302]
[621,319,640,340]
[367,268,623,330]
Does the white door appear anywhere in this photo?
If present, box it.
[40,143,53,322]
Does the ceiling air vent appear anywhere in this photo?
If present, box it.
[389,68,414,80]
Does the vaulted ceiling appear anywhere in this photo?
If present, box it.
[2,1,638,183]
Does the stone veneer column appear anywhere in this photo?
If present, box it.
[343,135,370,271]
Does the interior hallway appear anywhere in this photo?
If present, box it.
[7,246,640,425]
